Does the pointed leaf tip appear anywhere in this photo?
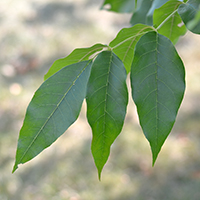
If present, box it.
[151,145,161,166]
[87,51,128,177]
[98,171,102,181]
[13,60,92,171]
[12,164,18,173]
[131,31,185,163]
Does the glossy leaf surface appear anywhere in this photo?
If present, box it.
[44,44,106,80]
[13,60,92,172]
[86,51,128,179]
[109,24,153,73]
[178,0,200,34]
[101,0,135,13]
[131,31,185,164]
[154,0,187,44]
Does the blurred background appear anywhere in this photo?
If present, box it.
[1,0,200,199]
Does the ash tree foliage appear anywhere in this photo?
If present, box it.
[13,0,200,179]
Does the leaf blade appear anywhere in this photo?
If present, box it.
[101,0,135,13]
[146,0,169,25]
[131,31,185,164]
[154,0,187,44]
[130,0,153,26]
[178,0,200,34]
[13,60,92,172]
[86,51,128,179]
[44,43,106,80]
[109,24,154,73]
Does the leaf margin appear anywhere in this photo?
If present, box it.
[13,60,93,173]
[130,31,186,164]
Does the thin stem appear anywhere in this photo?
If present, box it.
[156,9,178,31]
[111,27,156,50]
[156,0,189,31]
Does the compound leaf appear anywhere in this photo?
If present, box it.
[178,0,200,34]
[13,60,92,172]
[131,31,185,164]
[154,0,187,44]
[101,0,135,13]
[86,51,128,179]
[109,24,153,73]
[44,43,106,80]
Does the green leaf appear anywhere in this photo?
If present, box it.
[154,0,187,44]
[44,43,107,80]
[109,24,154,73]
[86,51,128,179]
[130,0,153,26]
[130,31,185,164]
[178,0,200,34]
[146,0,169,25]
[101,0,135,13]
[187,9,200,32]
[13,60,92,172]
